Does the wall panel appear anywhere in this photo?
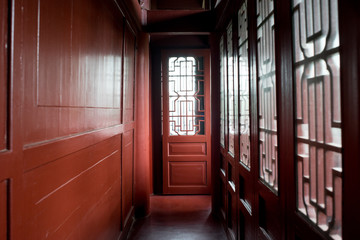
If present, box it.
[123,24,136,124]
[0,179,9,240]
[23,0,123,145]
[23,135,121,240]
[122,130,134,227]
[0,0,8,152]
[18,0,139,239]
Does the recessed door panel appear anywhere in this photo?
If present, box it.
[162,49,211,194]
[169,142,207,156]
[0,3,10,239]
[169,162,207,186]
[0,0,8,152]
[0,180,9,240]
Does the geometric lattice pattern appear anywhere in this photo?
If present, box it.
[238,0,251,169]
[257,0,278,192]
[220,37,226,146]
[292,0,342,239]
[227,22,235,156]
[168,57,205,135]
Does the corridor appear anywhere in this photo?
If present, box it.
[127,196,227,240]
[0,0,359,240]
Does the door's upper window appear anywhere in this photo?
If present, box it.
[292,0,342,238]
[168,56,205,136]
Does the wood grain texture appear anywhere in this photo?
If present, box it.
[123,24,136,124]
[169,142,207,155]
[23,0,124,145]
[161,49,211,195]
[127,196,227,240]
[23,125,124,172]
[23,135,122,239]
[0,179,9,240]
[339,1,360,240]
[134,32,151,218]
[18,0,138,239]
[0,0,8,152]
[169,162,207,185]
[122,130,134,228]
[150,35,210,195]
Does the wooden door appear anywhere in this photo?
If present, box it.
[288,0,345,239]
[253,0,283,239]
[162,49,211,194]
[0,1,23,239]
[217,0,358,239]
[0,1,11,238]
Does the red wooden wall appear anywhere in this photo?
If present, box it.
[0,0,150,239]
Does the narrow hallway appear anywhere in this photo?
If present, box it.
[0,0,359,239]
[127,196,227,240]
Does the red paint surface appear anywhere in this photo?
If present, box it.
[169,142,207,155]
[134,32,151,217]
[162,49,211,195]
[0,180,8,239]
[0,0,7,152]
[150,35,210,195]
[0,0,358,239]
[0,0,142,239]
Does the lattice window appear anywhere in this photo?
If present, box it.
[292,0,342,239]
[257,0,278,192]
[220,37,226,147]
[227,22,235,156]
[168,57,205,136]
[238,0,251,169]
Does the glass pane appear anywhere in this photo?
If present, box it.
[257,0,278,192]
[292,0,342,239]
[227,22,235,156]
[168,56,205,136]
[220,37,226,147]
[238,0,251,169]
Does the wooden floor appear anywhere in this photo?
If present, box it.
[127,195,227,240]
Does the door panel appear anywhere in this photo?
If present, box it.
[0,179,9,240]
[0,0,8,152]
[291,0,343,239]
[169,142,207,155]
[217,0,352,239]
[122,130,134,227]
[123,23,136,124]
[255,0,282,238]
[162,49,211,194]
[0,2,11,239]
[169,162,207,185]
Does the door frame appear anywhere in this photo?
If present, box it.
[161,49,212,194]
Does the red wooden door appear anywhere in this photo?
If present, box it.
[162,49,211,194]
[253,0,283,238]
[288,0,344,239]
[0,1,23,239]
[0,1,10,238]
[217,0,358,239]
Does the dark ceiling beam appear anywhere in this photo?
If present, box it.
[145,10,214,33]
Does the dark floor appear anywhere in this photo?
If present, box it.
[127,195,227,240]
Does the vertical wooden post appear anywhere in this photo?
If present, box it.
[134,32,151,218]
